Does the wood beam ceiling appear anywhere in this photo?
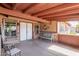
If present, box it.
[56,14,79,19]
[13,3,32,12]
[46,14,79,21]
[23,3,38,13]
[55,17,79,21]
[0,7,49,23]
[12,3,20,10]
[40,8,79,18]
[33,3,63,16]
[34,3,79,17]
[0,3,12,9]
[24,3,62,14]
[56,14,79,18]
[1,3,79,21]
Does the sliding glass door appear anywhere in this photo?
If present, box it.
[26,23,32,40]
[20,22,27,41]
[20,22,32,41]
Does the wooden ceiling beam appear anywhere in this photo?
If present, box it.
[23,4,38,13]
[55,17,79,21]
[44,14,79,18]
[35,3,79,17]
[45,14,79,21]
[0,7,49,23]
[56,14,79,18]
[56,14,79,20]
[12,3,21,10]
[40,7,79,18]
[33,3,63,16]
[24,3,62,14]
[0,3,12,9]
[13,3,32,12]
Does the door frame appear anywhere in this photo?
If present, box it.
[19,21,33,41]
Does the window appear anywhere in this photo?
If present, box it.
[58,21,79,35]
[5,22,16,37]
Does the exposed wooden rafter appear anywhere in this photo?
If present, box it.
[40,7,79,18]
[12,3,20,10]
[23,4,38,13]
[35,3,79,17]
[0,7,49,23]
[0,3,12,9]
[24,3,62,14]
[45,14,79,21]
[1,3,79,21]
[56,14,79,20]
[32,3,63,16]
[13,3,32,12]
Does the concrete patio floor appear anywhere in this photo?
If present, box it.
[15,39,79,56]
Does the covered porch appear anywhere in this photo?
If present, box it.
[0,3,79,56]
